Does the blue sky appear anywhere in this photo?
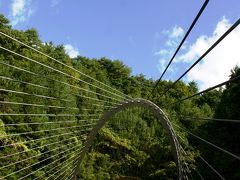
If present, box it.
[0,0,239,90]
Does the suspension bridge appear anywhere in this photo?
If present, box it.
[0,0,240,179]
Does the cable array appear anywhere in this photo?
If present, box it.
[0,62,121,105]
[172,73,240,105]
[173,122,240,161]
[152,0,209,94]
[171,114,240,123]
[0,29,132,179]
[176,133,225,180]
[0,132,88,159]
[0,31,132,100]
[173,121,240,179]
[150,9,240,178]
[198,155,225,180]
[162,18,240,95]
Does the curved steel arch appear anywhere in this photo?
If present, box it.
[73,98,183,180]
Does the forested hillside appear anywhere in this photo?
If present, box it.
[0,14,239,179]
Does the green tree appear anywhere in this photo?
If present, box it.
[198,66,240,179]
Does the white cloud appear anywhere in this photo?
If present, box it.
[154,25,184,76]
[10,0,34,26]
[169,26,184,38]
[64,44,80,58]
[51,0,61,7]
[156,49,175,74]
[154,18,240,90]
[154,49,168,56]
[12,0,24,16]
[177,35,209,62]
[179,17,240,90]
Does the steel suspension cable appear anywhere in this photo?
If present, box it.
[177,134,219,180]
[53,161,77,180]
[0,118,100,127]
[0,75,48,90]
[62,163,78,180]
[62,167,77,180]
[179,145,205,180]
[1,142,84,180]
[0,74,122,102]
[0,76,119,107]
[0,45,127,101]
[0,73,122,104]
[0,88,72,102]
[0,62,122,105]
[44,156,77,180]
[179,145,190,177]
[172,73,240,105]
[196,170,205,180]
[176,133,188,146]
[178,152,189,180]
[182,161,190,180]
[35,160,75,180]
[0,131,89,159]
[0,113,102,117]
[163,18,240,95]
[199,155,225,180]
[61,167,76,180]
[0,100,114,111]
[0,128,91,149]
[19,146,83,180]
[69,170,75,180]
[172,122,240,161]
[0,31,132,100]
[0,136,82,171]
[0,123,97,138]
[152,0,209,94]
[0,101,80,110]
[171,114,240,123]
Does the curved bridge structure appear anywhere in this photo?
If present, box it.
[73,98,183,180]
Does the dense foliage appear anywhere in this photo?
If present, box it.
[0,14,239,179]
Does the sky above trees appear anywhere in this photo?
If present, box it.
[0,0,239,90]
